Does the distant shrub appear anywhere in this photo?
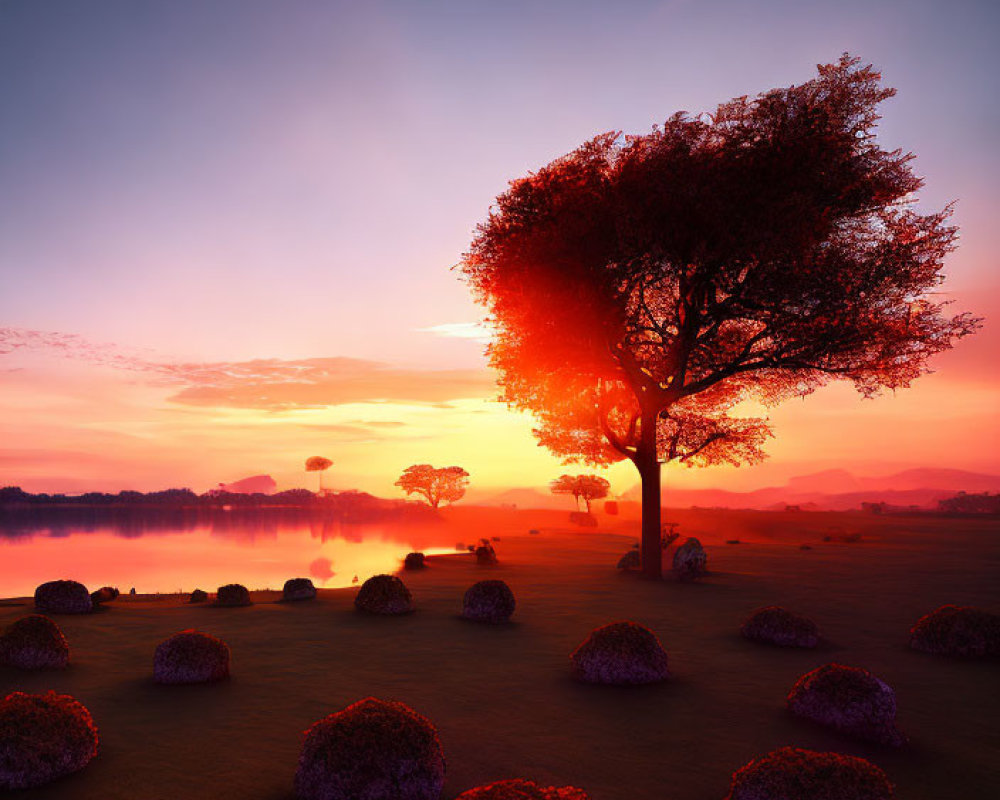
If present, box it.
[909,605,1000,658]
[0,691,99,789]
[33,580,92,615]
[726,746,894,800]
[741,607,819,648]
[90,586,118,604]
[616,550,640,570]
[672,538,707,580]
[355,575,413,615]
[189,589,208,603]
[476,539,498,566]
[571,621,669,685]
[295,697,444,800]
[463,580,516,624]
[455,778,591,799]
[528,529,540,535]
[568,511,597,527]
[216,584,252,607]
[404,552,426,570]
[283,578,317,602]
[153,630,230,684]
[0,615,69,670]
[787,663,904,746]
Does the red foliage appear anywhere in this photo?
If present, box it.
[295,697,444,800]
[741,606,820,648]
[726,747,894,800]
[153,630,230,684]
[0,691,98,789]
[215,583,252,607]
[460,55,979,576]
[455,778,591,799]
[787,663,904,746]
[354,574,413,615]
[462,580,516,623]
[910,605,1000,657]
[570,621,669,684]
[0,615,69,670]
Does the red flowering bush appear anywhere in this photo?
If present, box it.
[216,583,252,607]
[404,552,426,570]
[571,621,669,685]
[33,580,92,614]
[295,697,445,800]
[909,605,1000,657]
[153,630,230,684]
[672,538,707,580]
[741,606,819,648]
[455,778,591,799]
[355,574,413,615]
[0,615,69,670]
[462,580,516,624]
[787,664,904,746]
[0,691,98,789]
[726,746,894,799]
[283,578,317,601]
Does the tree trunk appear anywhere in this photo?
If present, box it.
[584,496,591,513]
[636,410,663,578]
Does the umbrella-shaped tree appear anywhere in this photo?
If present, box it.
[460,55,979,577]
[305,456,333,494]
[550,474,611,513]
[395,464,470,508]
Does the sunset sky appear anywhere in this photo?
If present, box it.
[1,0,998,499]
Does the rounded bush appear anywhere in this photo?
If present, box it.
[455,778,591,799]
[355,575,413,615]
[909,605,1000,658]
[189,589,208,603]
[283,578,317,602]
[476,541,498,565]
[787,663,904,746]
[726,746,894,800]
[672,538,707,579]
[570,621,669,685]
[153,630,230,684]
[0,615,69,670]
[216,583,252,607]
[0,691,99,789]
[741,606,819,648]
[295,697,445,800]
[404,552,426,570]
[463,580,516,624]
[90,586,118,605]
[33,580,92,615]
[616,550,640,570]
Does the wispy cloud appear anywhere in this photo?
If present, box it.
[417,322,493,343]
[0,327,495,411]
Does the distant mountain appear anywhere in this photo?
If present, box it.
[470,468,1000,512]
[468,487,570,510]
[648,468,1000,511]
[220,475,277,494]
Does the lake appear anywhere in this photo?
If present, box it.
[0,506,462,598]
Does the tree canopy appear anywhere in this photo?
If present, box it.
[550,474,611,513]
[395,464,470,509]
[460,55,980,576]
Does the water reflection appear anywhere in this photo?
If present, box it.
[0,507,458,597]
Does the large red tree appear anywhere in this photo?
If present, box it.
[461,55,979,577]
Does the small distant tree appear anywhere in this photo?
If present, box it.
[305,456,333,494]
[395,464,470,508]
[550,474,611,513]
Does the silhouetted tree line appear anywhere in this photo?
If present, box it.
[0,485,370,509]
[937,492,1000,515]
